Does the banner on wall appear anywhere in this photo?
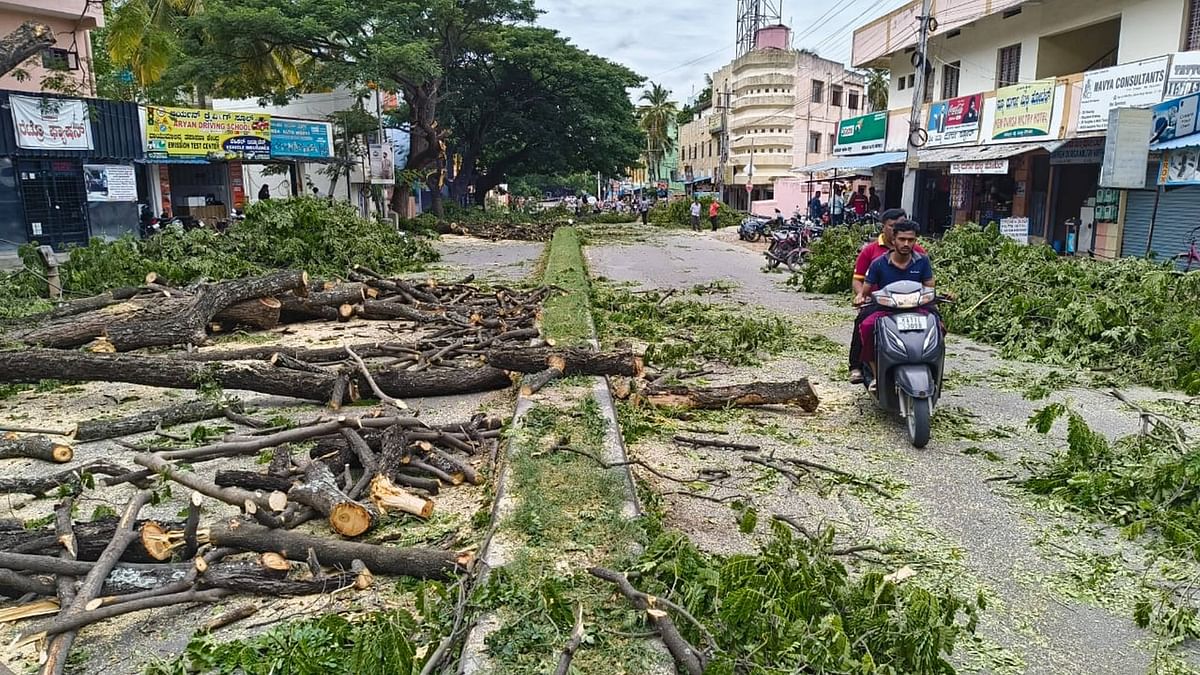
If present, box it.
[269,119,333,159]
[1078,56,1169,132]
[833,112,888,155]
[1160,147,1200,185]
[368,143,394,184]
[11,95,93,151]
[83,164,137,202]
[1151,92,1200,144]
[926,93,983,146]
[146,106,271,160]
[991,80,1056,140]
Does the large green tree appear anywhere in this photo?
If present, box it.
[440,26,642,204]
[179,0,536,213]
[638,83,677,183]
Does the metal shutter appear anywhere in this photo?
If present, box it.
[1122,165,1200,263]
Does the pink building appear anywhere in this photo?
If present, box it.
[0,0,102,95]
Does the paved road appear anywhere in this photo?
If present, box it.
[586,226,1192,675]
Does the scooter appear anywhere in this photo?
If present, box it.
[738,216,772,242]
[860,280,946,448]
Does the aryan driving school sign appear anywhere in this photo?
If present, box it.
[146,106,271,160]
[1078,56,1169,132]
[833,112,887,155]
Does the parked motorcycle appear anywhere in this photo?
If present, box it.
[860,280,946,448]
[765,224,805,272]
[738,216,772,242]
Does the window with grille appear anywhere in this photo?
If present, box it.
[1188,0,1200,49]
[41,48,79,71]
[831,85,843,107]
[997,44,1021,87]
[808,132,821,153]
[812,80,824,104]
[942,61,960,100]
[848,91,860,110]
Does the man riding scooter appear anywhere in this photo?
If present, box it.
[848,209,925,384]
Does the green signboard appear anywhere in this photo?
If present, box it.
[834,112,888,155]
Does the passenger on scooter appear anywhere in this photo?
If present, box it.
[858,220,936,388]
[848,209,925,384]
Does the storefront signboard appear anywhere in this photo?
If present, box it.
[1151,92,1200,144]
[1159,147,1200,185]
[11,95,93,151]
[1166,51,1200,98]
[83,164,137,202]
[926,93,983,147]
[991,80,1056,140]
[1078,57,1169,132]
[999,217,1030,245]
[833,112,888,155]
[270,119,333,159]
[950,159,1009,174]
[146,106,271,161]
[1050,137,1106,165]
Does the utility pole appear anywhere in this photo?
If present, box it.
[718,80,731,204]
[901,0,935,218]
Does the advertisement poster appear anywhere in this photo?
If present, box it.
[1151,92,1200,144]
[270,119,333,159]
[368,143,395,184]
[999,217,1030,245]
[833,112,888,155]
[926,93,983,146]
[1160,147,1200,185]
[83,164,138,202]
[146,106,271,160]
[992,80,1056,140]
[1166,51,1200,98]
[11,95,94,151]
[1078,56,1169,132]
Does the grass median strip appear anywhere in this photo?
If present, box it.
[541,227,593,347]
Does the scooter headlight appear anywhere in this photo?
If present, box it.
[875,294,896,307]
[892,292,921,308]
[919,288,936,305]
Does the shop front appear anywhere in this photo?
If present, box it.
[143,105,271,226]
[0,91,142,251]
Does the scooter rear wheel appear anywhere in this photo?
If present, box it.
[906,396,931,448]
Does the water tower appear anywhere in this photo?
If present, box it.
[736,0,784,56]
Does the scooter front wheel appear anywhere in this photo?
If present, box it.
[905,395,931,448]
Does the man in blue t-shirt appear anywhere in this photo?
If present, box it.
[857,220,936,373]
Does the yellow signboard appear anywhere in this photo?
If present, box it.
[146,106,272,160]
[991,80,1056,140]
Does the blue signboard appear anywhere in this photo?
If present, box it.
[270,119,333,159]
[1151,92,1200,145]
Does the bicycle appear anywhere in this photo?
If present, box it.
[1173,225,1200,271]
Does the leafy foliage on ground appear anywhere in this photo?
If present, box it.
[934,224,1200,392]
[591,283,825,368]
[540,226,593,346]
[633,524,980,674]
[789,224,877,293]
[649,196,744,229]
[143,593,451,675]
[3,198,437,312]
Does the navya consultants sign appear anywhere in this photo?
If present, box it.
[834,112,888,155]
[1078,56,1169,132]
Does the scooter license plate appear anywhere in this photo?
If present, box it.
[896,314,926,331]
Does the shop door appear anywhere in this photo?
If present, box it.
[18,159,89,250]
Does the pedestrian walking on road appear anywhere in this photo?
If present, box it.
[708,200,720,231]
[638,196,650,225]
[690,198,702,231]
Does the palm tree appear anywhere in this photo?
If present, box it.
[866,68,890,112]
[638,82,678,183]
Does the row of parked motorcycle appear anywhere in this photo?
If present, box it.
[737,210,882,272]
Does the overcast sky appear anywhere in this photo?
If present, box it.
[535,0,911,103]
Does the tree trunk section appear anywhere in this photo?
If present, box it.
[213,297,282,330]
[205,520,462,579]
[641,378,819,411]
[72,400,230,442]
[278,283,367,323]
[487,346,641,377]
[0,461,132,496]
[289,461,377,537]
[214,470,293,493]
[0,434,72,463]
[0,21,55,79]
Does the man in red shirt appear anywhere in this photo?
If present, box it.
[848,208,926,383]
[849,185,869,218]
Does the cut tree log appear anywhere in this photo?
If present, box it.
[2,517,185,563]
[521,356,566,396]
[133,453,284,528]
[204,520,463,579]
[278,283,367,323]
[640,378,819,412]
[213,297,283,330]
[368,475,434,519]
[0,434,72,463]
[198,559,370,596]
[214,470,293,493]
[289,460,378,537]
[0,568,54,598]
[0,21,56,79]
[72,400,234,442]
[487,346,642,377]
[0,461,133,496]
[0,349,513,404]
[42,497,77,675]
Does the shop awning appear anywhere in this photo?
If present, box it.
[791,151,907,174]
[917,141,1064,164]
[1150,135,1200,152]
